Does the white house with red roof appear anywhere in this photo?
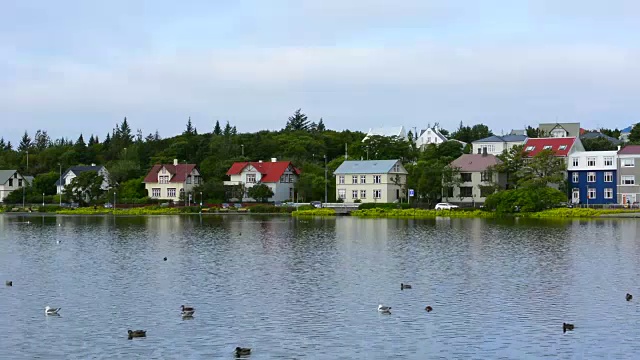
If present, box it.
[522,137,584,160]
[143,159,202,201]
[224,158,300,202]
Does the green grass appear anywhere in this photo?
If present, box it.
[56,206,183,215]
[351,208,494,218]
[292,208,336,216]
[525,208,640,218]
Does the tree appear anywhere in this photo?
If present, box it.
[484,185,567,213]
[213,120,222,135]
[64,171,105,205]
[117,177,147,201]
[600,128,621,139]
[285,108,310,131]
[34,130,50,150]
[628,123,640,143]
[520,149,566,187]
[18,131,32,152]
[451,122,492,143]
[184,117,196,136]
[247,184,274,202]
[223,121,232,137]
[526,126,546,138]
[494,145,528,189]
[582,137,618,151]
[317,118,326,132]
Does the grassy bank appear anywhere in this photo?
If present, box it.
[523,208,640,218]
[292,208,336,216]
[56,207,184,215]
[351,208,493,218]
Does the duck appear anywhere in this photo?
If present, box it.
[181,305,195,313]
[563,323,574,333]
[235,347,251,356]
[128,330,146,339]
[401,283,412,290]
[627,293,633,301]
[378,304,392,314]
[425,306,433,312]
[163,257,167,261]
[5,280,12,287]
[44,306,61,316]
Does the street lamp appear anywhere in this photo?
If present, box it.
[58,163,62,206]
[114,191,117,214]
[241,144,244,157]
[200,191,203,207]
[42,193,45,207]
[324,154,328,204]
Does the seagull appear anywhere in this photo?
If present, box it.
[378,304,392,314]
[45,306,61,316]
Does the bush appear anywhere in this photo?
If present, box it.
[248,205,296,213]
[351,208,493,218]
[292,208,336,216]
[297,205,315,211]
[484,186,567,213]
[357,203,412,210]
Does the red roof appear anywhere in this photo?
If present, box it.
[226,161,300,183]
[143,163,197,183]
[618,145,640,155]
[522,137,576,157]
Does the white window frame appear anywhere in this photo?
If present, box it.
[360,190,366,199]
[352,190,358,199]
[588,188,596,199]
[167,188,176,198]
[525,146,535,151]
[338,175,345,184]
[373,175,382,184]
[572,157,579,167]
[622,158,635,167]
[543,145,552,150]
[338,189,346,199]
[373,189,382,199]
[360,175,366,184]
[604,172,613,183]
[604,157,613,166]
[572,172,579,183]
[352,175,358,184]
[587,157,596,167]
[559,145,567,150]
[604,188,613,199]
[152,188,161,197]
[622,175,635,185]
[587,172,596,183]
[246,174,256,183]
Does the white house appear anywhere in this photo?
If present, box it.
[143,159,202,202]
[362,126,407,142]
[224,158,300,202]
[55,165,110,194]
[333,159,408,203]
[539,122,581,138]
[0,170,31,203]
[414,126,448,148]
[472,134,528,156]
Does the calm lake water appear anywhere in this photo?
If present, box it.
[1,215,640,359]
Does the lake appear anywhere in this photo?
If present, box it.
[1,214,640,359]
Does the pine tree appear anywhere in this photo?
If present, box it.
[18,131,32,152]
[34,130,50,150]
[154,130,161,141]
[213,120,222,135]
[75,134,86,148]
[5,141,12,151]
[285,108,309,131]
[223,121,232,137]
[184,117,196,136]
[0,137,5,150]
[231,126,237,136]
[629,123,640,143]
[317,118,326,132]
[119,117,133,146]
[88,135,96,146]
[136,129,143,143]
[104,133,111,147]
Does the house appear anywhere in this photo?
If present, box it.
[414,126,448,148]
[362,126,407,142]
[538,122,581,138]
[522,137,585,161]
[0,170,31,203]
[580,131,622,146]
[567,151,617,205]
[55,164,110,194]
[509,129,526,136]
[143,159,202,201]
[472,134,527,156]
[620,125,634,142]
[224,158,300,202]
[333,160,408,203]
[616,145,640,205]
[447,151,506,206]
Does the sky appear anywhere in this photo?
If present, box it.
[1,0,640,145]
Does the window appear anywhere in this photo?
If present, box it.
[525,146,535,152]
[186,175,192,184]
[246,174,256,183]
[604,157,613,166]
[18,179,22,187]
[543,145,552,150]
[480,186,494,197]
[8,179,12,187]
[587,157,596,167]
[352,190,358,199]
[604,172,613,182]
[604,188,613,199]
[572,172,579,183]
[393,164,401,172]
[360,190,366,199]
[588,188,596,199]
[622,159,635,167]
[167,188,176,197]
[373,175,382,184]
[622,175,635,185]
[159,175,169,184]
[152,188,161,197]
[338,189,346,200]
[572,188,579,201]
[338,176,345,184]
[587,172,596,182]
[481,171,491,182]
[352,175,358,184]
[360,175,366,184]
[460,187,473,197]
[373,189,382,199]
[461,173,472,182]
[558,145,567,150]
[572,158,579,167]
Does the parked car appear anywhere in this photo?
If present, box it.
[311,201,322,208]
[222,203,230,209]
[274,201,283,207]
[233,203,243,209]
[104,203,113,208]
[435,202,459,210]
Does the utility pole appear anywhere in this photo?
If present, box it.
[324,154,328,204]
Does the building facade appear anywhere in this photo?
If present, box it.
[472,134,527,156]
[447,152,506,205]
[617,145,640,205]
[567,151,617,205]
[0,170,31,203]
[143,159,202,202]
[55,165,110,194]
[224,159,300,202]
[333,160,408,203]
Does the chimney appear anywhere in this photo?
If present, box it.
[477,148,482,154]
[618,145,622,151]
[173,159,178,166]
[259,160,263,163]
[271,158,277,162]
[482,147,488,156]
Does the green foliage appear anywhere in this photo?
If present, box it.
[527,208,640,218]
[450,122,492,143]
[483,185,567,213]
[247,184,274,202]
[117,177,147,200]
[352,208,493,218]
[249,205,296,213]
[285,109,310,131]
[599,128,621,140]
[629,124,640,143]
[357,203,411,210]
[581,137,619,151]
[63,171,105,205]
[526,126,547,138]
[292,208,336,216]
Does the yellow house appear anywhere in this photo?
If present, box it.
[143,159,202,202]
[334,160,408,203]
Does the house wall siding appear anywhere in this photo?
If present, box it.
[617,155,640,204]
[0,172,28,203]
[568,170,617,204]
[335,173,407,203]
[145,168,201,201]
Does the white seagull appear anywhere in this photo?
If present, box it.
[378,304,392,314]
[45,306,61,316]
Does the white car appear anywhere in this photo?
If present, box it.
[435,202,459,210]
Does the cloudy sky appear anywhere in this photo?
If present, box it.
[1,0,639,144]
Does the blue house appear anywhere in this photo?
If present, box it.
[567,151,617,205]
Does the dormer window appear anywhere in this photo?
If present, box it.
[543,145,552,150]
[559,145,567,150]
[525,146,535,151]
